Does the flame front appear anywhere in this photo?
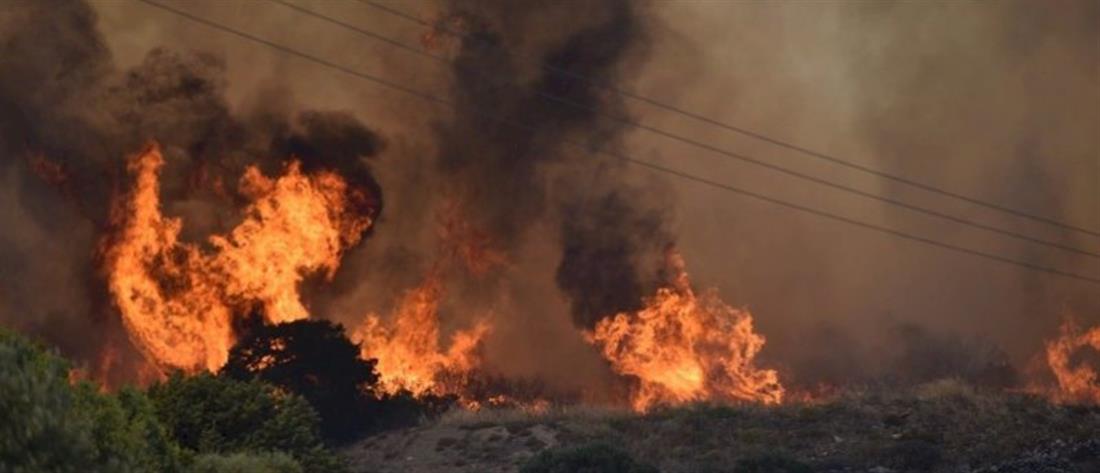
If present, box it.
[586,250,783,412]
[351,200,497,399]
[353,273,490,397]
[103,144,373,373]
[1045,319,1100,404]
[101,145,781,409]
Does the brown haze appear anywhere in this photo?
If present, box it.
[0,0,1097,405]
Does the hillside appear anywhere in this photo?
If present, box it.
[344,381,1100,473]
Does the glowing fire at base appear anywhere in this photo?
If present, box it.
[103,144,374,373]
[352,273,490,397]
[1046,319,1100,404]
[586,250,784,412]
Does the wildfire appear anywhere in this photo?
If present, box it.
[349,199,499,399]
[586,250,784,412]
[102,143,374,373]
[1045,318,1100,404]
[352,273,490,397]
[99,145,781,411]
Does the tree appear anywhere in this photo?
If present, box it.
[221,319,379,442]
[147,372,344,473]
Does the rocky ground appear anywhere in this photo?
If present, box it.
[343,380,1100,473]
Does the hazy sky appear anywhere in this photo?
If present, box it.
[5,0,1096,385]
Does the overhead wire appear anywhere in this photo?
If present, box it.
[132,0,1100,285]
[268,0,1100,259]
[356,0,1100,239]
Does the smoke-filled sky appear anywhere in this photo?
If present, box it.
[1,0,1097,389]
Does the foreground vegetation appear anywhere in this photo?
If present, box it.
[0,328,343,472]
[4,325,1098,472]
[0,321,443,473]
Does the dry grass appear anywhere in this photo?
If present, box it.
[914,377,978,400]
[348,381,1100,473]
[437,404,632,428]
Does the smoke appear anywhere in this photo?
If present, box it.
[2,0,1095,396]
[644,1,1099,388]
[0,0,669,393]
[426,0,673,327]
[0,0,383,381]
[340,0,675,393]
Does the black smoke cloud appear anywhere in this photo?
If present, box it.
[0,0,383,381]
[0,0,671,390]
[432,0,673,327]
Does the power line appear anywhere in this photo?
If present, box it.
[268,0,1100,260]
[357,0,1100,240]
[132,0,1100,285]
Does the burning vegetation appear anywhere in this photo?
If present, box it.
[99,142,784,412]
[1,4,1098,469]
[586,249,783,411]
[102,143,376,373]
[94,137,1100,416]
[352,273,492,398]
[1046,319,1100,405]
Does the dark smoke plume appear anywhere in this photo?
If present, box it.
[0,0,383,382]
[431,0,673,327]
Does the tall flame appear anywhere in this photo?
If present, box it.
[350,200,497,398]
[353,272,490,397]
[102,144,373,373]
[1045,319,1100,404]
[586,250,783,412]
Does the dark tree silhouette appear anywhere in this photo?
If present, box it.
[221,319,378,443]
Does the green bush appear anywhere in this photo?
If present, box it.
[74,384,184,472]
[148,372,345,473]
[520,442,659,473]
[190,452,302,473]
[1,329,96,472]
[0,328,182,472]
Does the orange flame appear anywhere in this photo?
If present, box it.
[353,272,490,397]
[102,144,373,373]
[351,200,498,398]
[1045,318,1100,404]
[586,250,783,412]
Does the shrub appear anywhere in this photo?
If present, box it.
[520,442,659,473]
[190,452,302,473]
[74,384,184,472]
[370,389,457,430]
[0,328,183,472]
[148,372,345,473]
[0,329,97,472]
